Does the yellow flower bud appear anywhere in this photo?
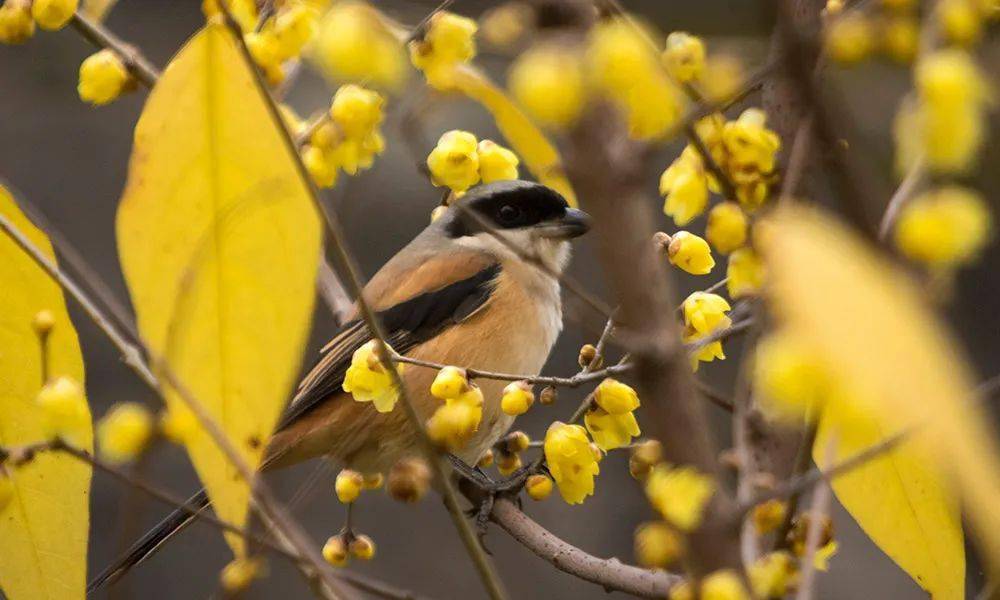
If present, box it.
[427,388,483,451]
[387,457,431,503]
[97,402,153,464]
[749,551,797,599]
[938,0,982,46]
[751,499,789,535]
[894,185,991,268]
[272,3,317,60]
[477,140,519,183]
[0,1,34,44]
[477,448,495,468]
[701,569,750,600]
[882,16,919,64]
[78,50,131,106]
[662,32,706,82]
[480,1,530,50]
[525,474,554,500]
[594,378,640,415]
[668,231,716,275]
[330,84,384,141]
[682,292,731,336]
[159,405,198,445]
[342,340,403,413]
[220,557,265,592]
[335,469,364,503]
[585,405,641,451]
[362,472,383,490]
[431,366,469,399]
[629,440,663,480]
[700,54,744,103]
[349,534,376,560]
[322,535,349,567]
[427,130,481,193]
[503,430,530,454]
[577,343,602,369]
[313,1,407,91]
[31,0,77,30]
[496,450,522,476]
[645,464,716,531]
[634,521,684,567]
[245,29,282,70]
[500,380,534,416]
[508,42,586,129]
[726,247,766,299]
[544,422,599,505]
[423,11,478,64]
[706,202,748,254]
[36,376,89,446]
[539,385,557,405]
[31,309,56,337]
[825,13,875,65]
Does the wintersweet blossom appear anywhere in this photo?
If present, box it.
[342,340,403,413]
[667,231,715,275]
[544,422,600,505]
[645,464,716,531]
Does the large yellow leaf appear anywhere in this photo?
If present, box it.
[116,24,321,553]
[0,185,91,600]
[760,206,1000,589]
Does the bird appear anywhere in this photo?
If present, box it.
[88,180,590,592]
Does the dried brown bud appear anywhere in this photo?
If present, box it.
[477,449,495,468]
[539,385,557,405]
[348,534,376,560]
[788,511,834,556]
[652,231,672,254]
[322,535,349,566]
[504,430,530,453]
[629,440,663,480]
[577,343,603,369]
[387,457,431,503]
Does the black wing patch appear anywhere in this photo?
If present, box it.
[275,263,501,431]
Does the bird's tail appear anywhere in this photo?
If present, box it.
[87,488,210,595]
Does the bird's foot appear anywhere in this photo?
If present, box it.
[446,455,532,549]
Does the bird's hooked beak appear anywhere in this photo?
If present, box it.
[538,207,592,239]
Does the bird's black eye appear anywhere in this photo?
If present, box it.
[497,203,523,226]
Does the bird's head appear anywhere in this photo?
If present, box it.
[437,180,591,274]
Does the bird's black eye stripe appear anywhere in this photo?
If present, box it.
[442,180,569,237]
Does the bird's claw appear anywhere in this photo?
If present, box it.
[447,454,532,550]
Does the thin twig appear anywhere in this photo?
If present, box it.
[69,11,160,87]
[794,440,834,600]
[390,354,632,388]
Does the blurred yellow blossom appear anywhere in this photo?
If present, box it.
[706,202,748,254]
[751,499,788,534]
[271,2,318,60]
[544,422,600,504]
[825,12,875,64]
[660,147,710,226]
[330,84,384,140]
[0,1,34,44]
[477,140,519,183]
[302,144,338,188]
[430,366,469,400]
[31,0,76,30]
[427,386,483,451]
[312,1,407,90]
[427,130,481,192]
[629,439,663,480]
[701,569,750,600]
[894,185,991,267]
[159,405,198,445]
[749,552,798,599]
[220,557,264,592]
[755,330,831,422]
[410,11,477,88]
[508,43,586,129]
[646,464,716,531]
[727,247,766,298]
[882,16,919,63]
[78,50,131,106]
[36,376,89,447]
[480,2,531,49]
[667,230,715,275]
[700,53,744,103]
[501,380,534,416]
[938,0,982,45]
[342,340,403,413]
[722,108,781,180]
[96,402,153,464]
[634,521,684,567]
[623,70,685,140]
[662,32,706,83]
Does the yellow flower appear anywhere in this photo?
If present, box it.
[387,457,431,503]
[159,405,198,444]
[245,29,283,72]
[272,3,317,60]
[726,247,766,298]
[825,12,875,65]
[302,144,338,189]
[682,292,731,335]
[31,0,76,30]
[322,535,349,566]
[97,402,153,464]
[430,366,469,399]
[0,471,12,513]
[751,499,789,535]
[749,552,797,599]
[427,130,481,192]
[330,84,384,141]
[938,0,982,45]
[36,376,89,447]
[585,406,640,451]
[645,464,716,531]
[202,0,258,31]
[586,18,658,93]
[220,557,265,592]
[629,439,663,480]
[496,450,522,475]
[593,378,640,414]
[706,202,748,254]
[754,331,831,422]
[722,109,781,176]
[660,148,709,226]
[526,474,554,500]
[477,140,519,183]
[78,50,131,106]
[335,469,363,503]
[427,386,483,451]
[349,534,376,560]
[313,1,406,91]
[634,521,684,568]
[480,2,530,49]
[342,340,403,413]
[409,11,477,87]
[881,16,918,63]
[662,32,706,83]
[0,1,34,44]
[544,422,600,505]
[814,540,839,571]
[895,186,991,267]
[333,132,384,175]
[667,230,715,275]
[700,53,744,103]
[500,380,534,416]
[508,43,586,129]
[623,73,684,140]
[701,569,750,600]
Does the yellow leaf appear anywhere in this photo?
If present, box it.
[760,206,1000,588]
[116,24,321,554]
[448,65,577,205]
[0,185,91,600]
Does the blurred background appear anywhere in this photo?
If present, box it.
[1,0,998,598]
